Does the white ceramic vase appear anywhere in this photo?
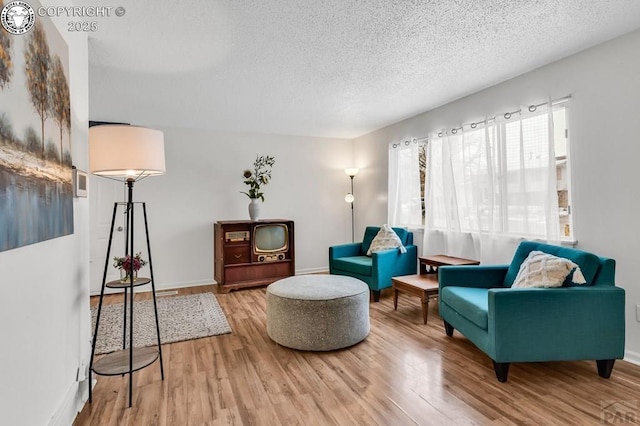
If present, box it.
[248,198,261,221]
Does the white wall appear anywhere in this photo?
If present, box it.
[0,14,90,426]
[354,29,640,364]
[1,10,633,426]
[87,126,355,292]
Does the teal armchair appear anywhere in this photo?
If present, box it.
[329,226,417,302]
[439,241,625,382]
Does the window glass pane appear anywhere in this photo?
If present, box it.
[507,113,549,236]
[388,140,424,227]
[554,106,572,239]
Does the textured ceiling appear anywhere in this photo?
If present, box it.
[81,0,640,139]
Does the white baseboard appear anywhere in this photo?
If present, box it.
[49,382,84,426]
[90,278,215,296]
[155,279,214,291]
[624,350,640,366]
[89,271,336,296]
[296,267,329,275]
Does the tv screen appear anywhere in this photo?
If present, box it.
[254,224,288,252]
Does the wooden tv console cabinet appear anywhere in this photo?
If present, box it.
[214,219,295,292]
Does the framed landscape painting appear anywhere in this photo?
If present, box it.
[0,0,73,252]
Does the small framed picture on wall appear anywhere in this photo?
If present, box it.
[73,167,88,198]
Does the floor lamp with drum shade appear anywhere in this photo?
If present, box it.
[87,124,166,407]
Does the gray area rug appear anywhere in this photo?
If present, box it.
[91,293,232,354]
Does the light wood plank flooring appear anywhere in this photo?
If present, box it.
[76,284,640,425]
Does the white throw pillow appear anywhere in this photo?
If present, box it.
[512,250,586,288]
[367,224,407,256]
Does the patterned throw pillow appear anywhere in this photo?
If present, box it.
[366,224,407,256]
[512,250,586,288]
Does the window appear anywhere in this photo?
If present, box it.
[388,139,425,227]
[389,100,573,241]
[553,108,572,240]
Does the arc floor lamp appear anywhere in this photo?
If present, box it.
[345,168,359,242]
[88,124,166,408]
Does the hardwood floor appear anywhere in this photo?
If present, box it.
[76,284,640,425]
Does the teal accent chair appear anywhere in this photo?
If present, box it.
[439,241,625,382]
[329,226,417,302]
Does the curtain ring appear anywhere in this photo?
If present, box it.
[392,143,398,148]
[504,112,511,119]
[528,105,537,112]
[437,132,443,137]
[404,140,410,146]
[451,128,457,134]
[470,122,477,129]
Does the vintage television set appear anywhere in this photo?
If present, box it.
[253,222,290,262]
[214,219,295,291]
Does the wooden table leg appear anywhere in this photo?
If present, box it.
[421,292,428,324]
[393,288,399,310]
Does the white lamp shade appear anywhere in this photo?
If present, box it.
[345,193,355,203]
[89,125,166,178]
[344,168,359,177]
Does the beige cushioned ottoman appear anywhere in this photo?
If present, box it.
[266,275,370,351]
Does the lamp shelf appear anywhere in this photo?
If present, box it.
[105,277,151,289]
[92,347,159,376]
[89,201,164,408]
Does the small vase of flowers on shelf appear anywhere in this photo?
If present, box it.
[113,252,148,282]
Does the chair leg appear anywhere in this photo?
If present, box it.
[443,320,454,337]
[492,361,510,382]
[372,290,381,302]
[596,359,616,378]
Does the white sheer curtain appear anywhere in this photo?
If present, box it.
[388,139,423,227]
[424,101,560,264]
